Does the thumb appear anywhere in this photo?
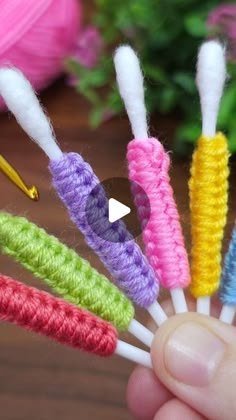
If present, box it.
[151,313,236,420]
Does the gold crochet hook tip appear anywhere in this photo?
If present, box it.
[27,185,39,201]
[0,154,39,201]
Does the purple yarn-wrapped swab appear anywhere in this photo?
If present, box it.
[0,67,167,326]
[49,152,158,308]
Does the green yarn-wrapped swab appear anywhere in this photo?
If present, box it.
[0,212,134,331]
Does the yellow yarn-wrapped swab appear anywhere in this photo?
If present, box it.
[189,40,229,315]
[189,132,229,298]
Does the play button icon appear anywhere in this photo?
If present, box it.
[85,177,150,242]
[108,198,131,223]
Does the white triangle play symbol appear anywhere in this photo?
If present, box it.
[108,198,131,223]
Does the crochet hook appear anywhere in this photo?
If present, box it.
[0,154,39,200]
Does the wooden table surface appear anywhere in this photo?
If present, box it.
[0,76,236,420]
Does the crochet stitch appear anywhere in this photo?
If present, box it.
[220,224,236,305]
[0,66,158,309]
[0,212,134,331]
[49,152,158,308]
[189,132,229,297]
[0,273,117,357]
[127,137,190,289]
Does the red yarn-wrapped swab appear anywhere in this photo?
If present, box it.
[0,274,151,366]
[0,273,117,356]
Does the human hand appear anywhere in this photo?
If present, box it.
[127,298,236,419]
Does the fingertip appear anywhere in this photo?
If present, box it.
[151,326,165,377]
[126,365,172,419]
[154,398,205,420]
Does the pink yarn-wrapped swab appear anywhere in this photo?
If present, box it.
[114,46,190,313]
[127,137,189,289]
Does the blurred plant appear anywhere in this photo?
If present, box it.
[66,26,103,87]
[66,1,236,153]
[71,26,103,69]
[208,3,236,59]
[206,4,236,154]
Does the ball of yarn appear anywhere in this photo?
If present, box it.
[0,0,81,110]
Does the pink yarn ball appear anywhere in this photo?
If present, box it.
[0,0,81,110]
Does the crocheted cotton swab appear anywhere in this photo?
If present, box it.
[0,211,154,348]
[0,273,152,367]
[114,45,190,314]
[0,67,167,327]
[0,273,117,357]
[219,224,236,324]
[189,40,229,315]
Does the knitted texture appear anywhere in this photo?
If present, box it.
[49,152,158,308]
[220,224,236,305]
[0,273,117,356]
[0,212,134,331]
[189,133,229,298]
[127,138,190,289]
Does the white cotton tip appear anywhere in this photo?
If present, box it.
[196,40,226,137]
[0,68,62,160]
[114,45,148,139]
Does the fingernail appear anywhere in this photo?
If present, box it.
[165,322,225,386]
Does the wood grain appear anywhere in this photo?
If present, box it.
[0,71,236,420]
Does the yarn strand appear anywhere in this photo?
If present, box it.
[0,273,117,357]
[0,67,159,310]
[127,138,190,290]
[0,211,134,331]
[49,153,158,308]
[114,45,190,295]
[189,133,229,298]
[220,224,236,305]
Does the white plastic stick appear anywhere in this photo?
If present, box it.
[170,288,188,313]
[128,319,154,347]
[197,296,211,315]
[147,301,168,326]
[219,304,236,324]
[196,41,226,313]
[116,340,152,368]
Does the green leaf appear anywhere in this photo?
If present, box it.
[227,119,236,152]
[176,122,201,143]
[228,135,236,152]
[65,59,85,75]
[143,63,169,85]
[159,88,177,113]
[106,89,123,112]
[173,72,196,94]
[228,62,236,77]
[218,84,236,126]
[184,14,207,37]
[90,107,105,128]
